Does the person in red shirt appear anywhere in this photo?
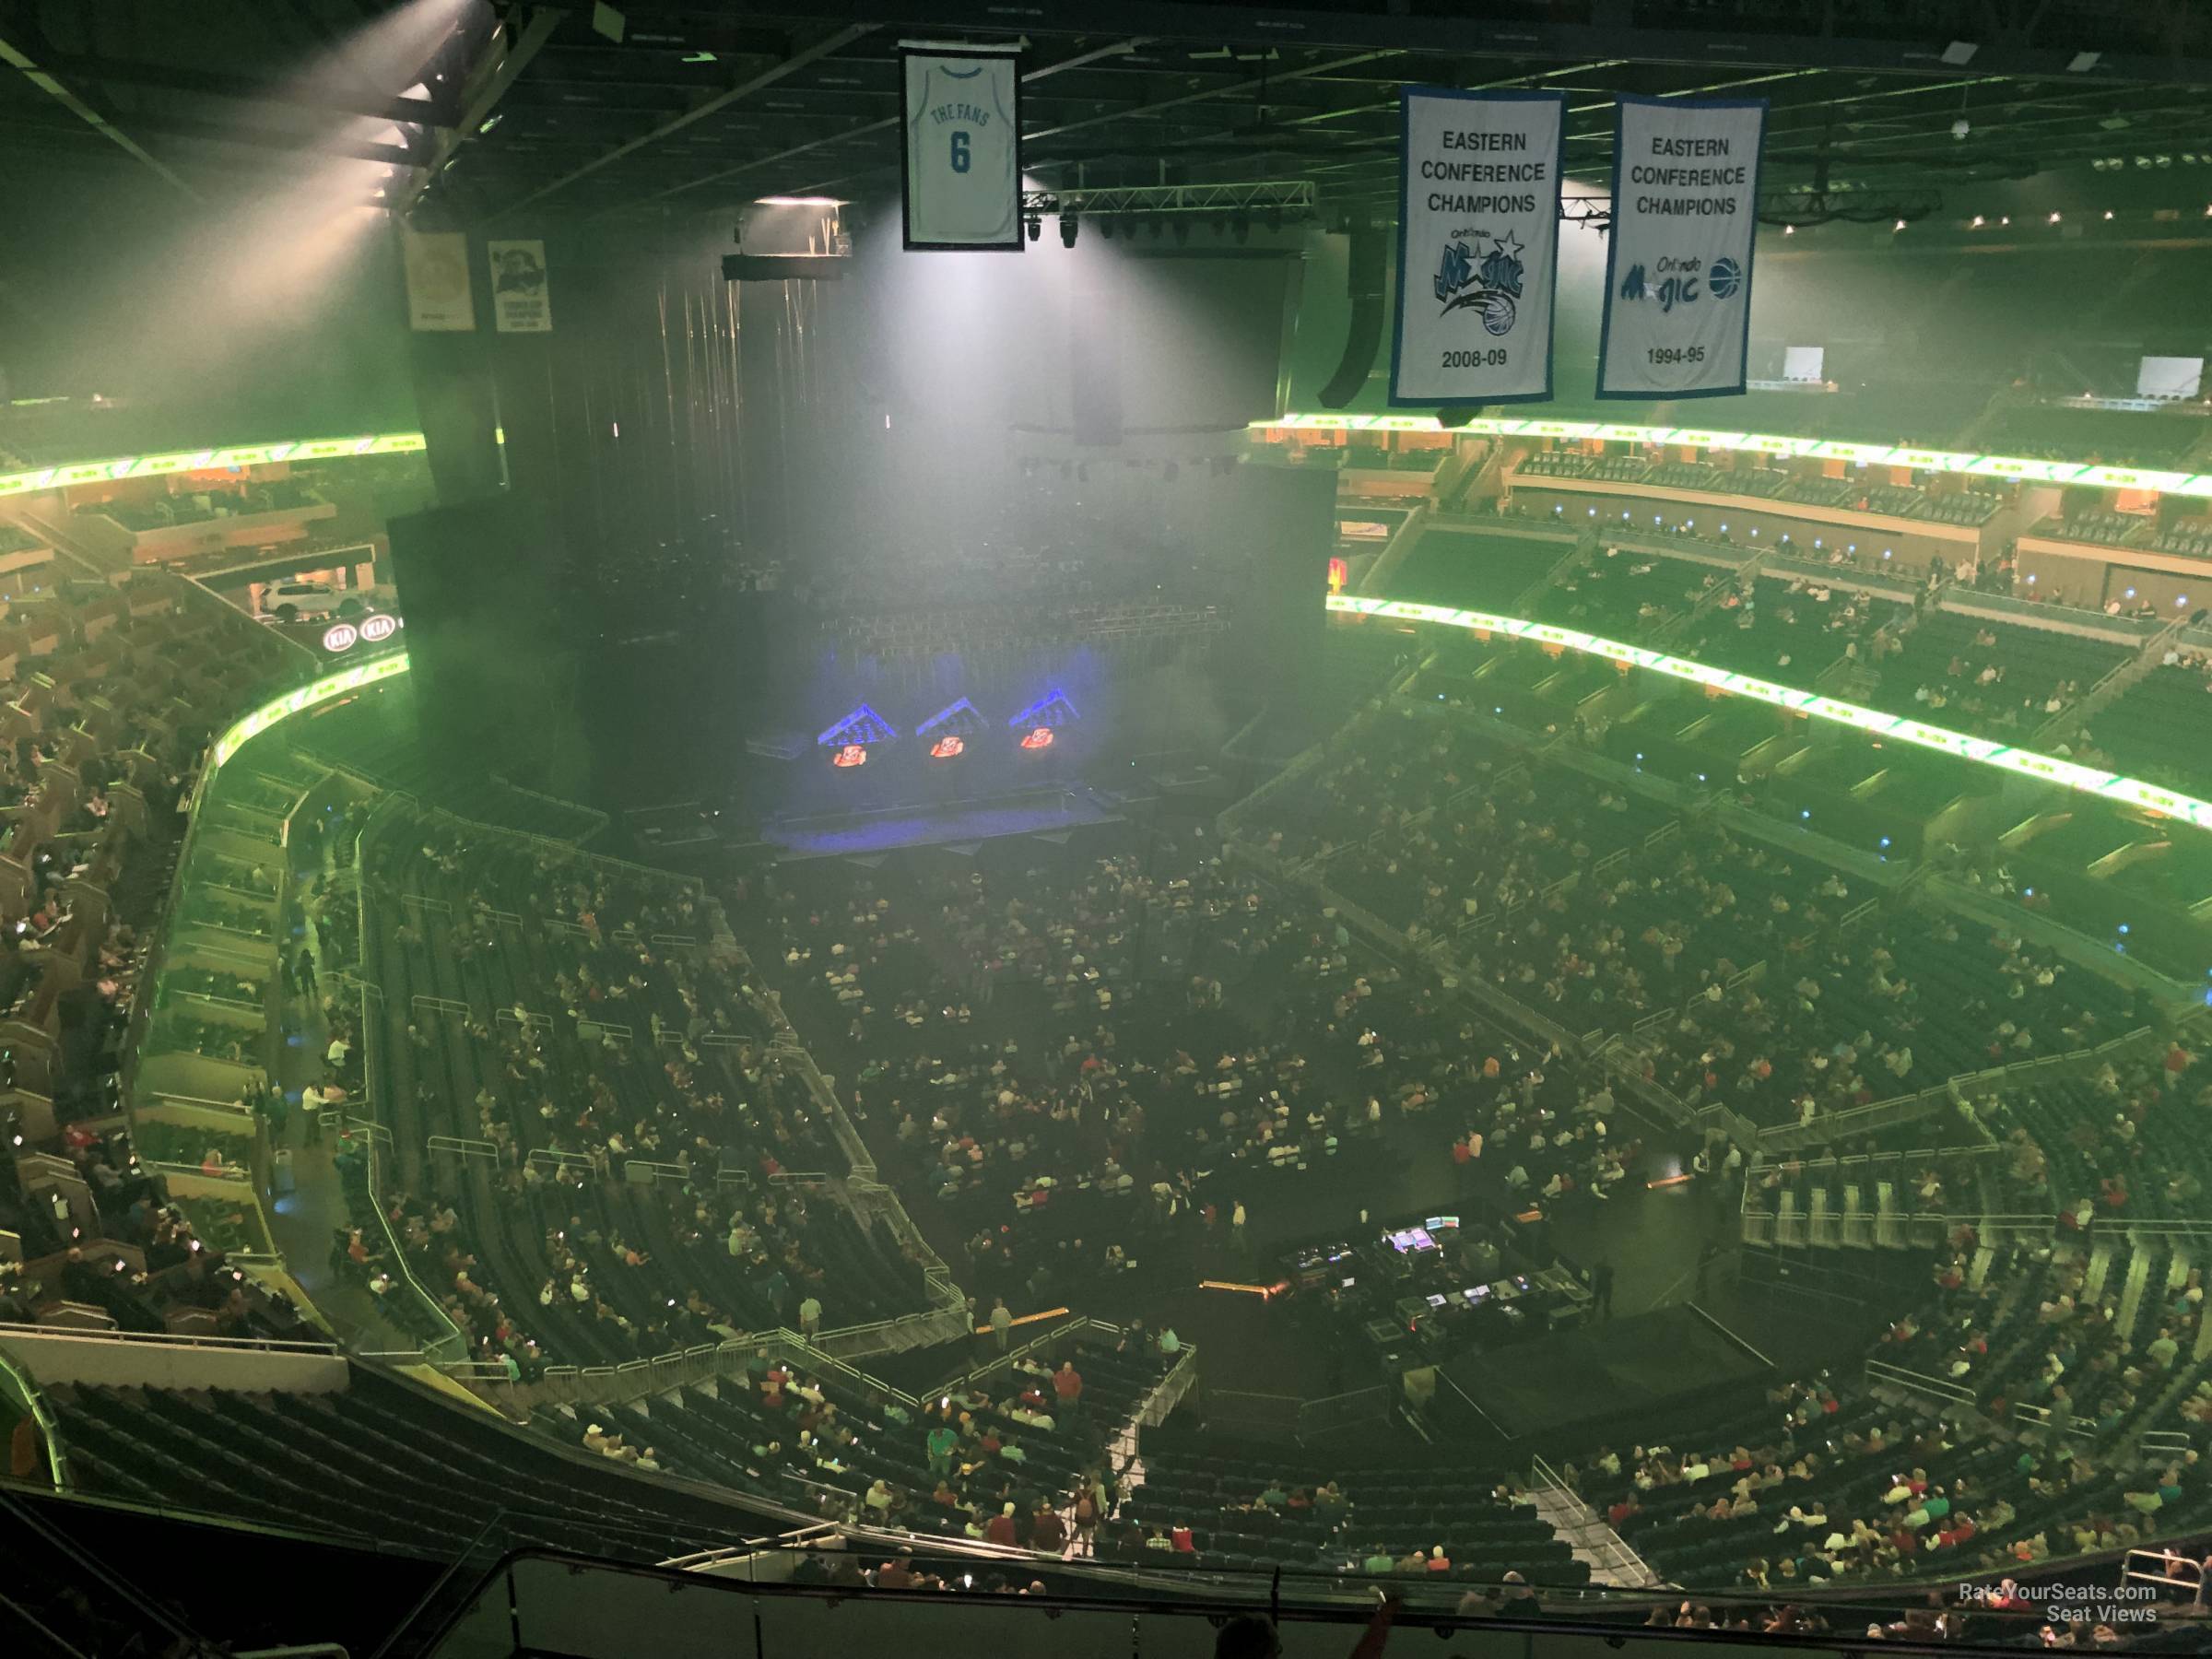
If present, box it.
[984,1503,1019,1547]
[1053,1360,1084,1408]
[1425,1547,1452,1573]
[1171,1523,1194,1553]
[1031,1506,1067,1553]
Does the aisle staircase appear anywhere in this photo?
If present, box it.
[1067,1343,1200,1559]
[1528,1455,1664,1589]
[2034,607,2195,748]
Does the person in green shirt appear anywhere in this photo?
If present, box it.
[1362,1547,1394,1576]
[1259,1482,1288,1510]
[927,1423,959,1476]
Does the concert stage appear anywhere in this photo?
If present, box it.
[761,786,1124,859]
[1433,1303,1771,1443]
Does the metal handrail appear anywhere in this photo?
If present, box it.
[0,1324,338,1355]
[0,1342,68,1488]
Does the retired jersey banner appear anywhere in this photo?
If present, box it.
[1392,87,1563,406]
[1597,94,1767,399]
[901,50,1021,251]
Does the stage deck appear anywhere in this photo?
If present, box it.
[762,788,1124,858]
[1436,1304,1770,1442]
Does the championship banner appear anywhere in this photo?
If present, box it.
[488,240,552,333]
[1392,87,1563,406]
[401,229,474,332]
[1597,94,1767,399]
[900,49,1021,251]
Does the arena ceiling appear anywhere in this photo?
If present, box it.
[2,0,2210,228]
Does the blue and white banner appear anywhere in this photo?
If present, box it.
[1392,87,1563,406]
[1597,95,1766,399]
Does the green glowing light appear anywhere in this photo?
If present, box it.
[0,431,426,500]
[1255,414,2212,496]
[1326,594,2212,832]
[205,653,410,782]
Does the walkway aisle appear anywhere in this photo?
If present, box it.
[1527,1477,1663,1590]
[262,804,416,1352]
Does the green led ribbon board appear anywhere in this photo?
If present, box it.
[1327,594,2212,831]
[203,653,411,796]
[0,430,428,500]
[1254,414,2212,497]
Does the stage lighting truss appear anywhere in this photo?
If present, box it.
[818,704,897,769]
[1756,182,1944,229]
[1022,181,1316,230]
[1009,689,1078,751]
[918,697,985,760]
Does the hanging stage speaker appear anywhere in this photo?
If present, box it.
[1320,225,1387,409]
[385,495,589,794]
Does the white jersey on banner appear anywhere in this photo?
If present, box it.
[902,52,1021,250]
[1597,95,1767,399]
[1392,87,1564,406]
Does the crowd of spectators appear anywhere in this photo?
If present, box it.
[1252,704,2136,1131]
[3,572,321,1335]
[1482,822,2134,1124]
[1557,1249,2206,1592]
[355,811,931,1372]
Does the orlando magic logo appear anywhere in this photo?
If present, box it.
[1434,230,1524,336]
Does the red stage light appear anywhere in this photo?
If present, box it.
[1020,725,1055,750]
[929,735,965,759]
[831,744,868,768]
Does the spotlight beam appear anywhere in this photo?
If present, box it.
[0,30,203,201]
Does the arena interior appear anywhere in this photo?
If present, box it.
[8,3,2212,1654]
